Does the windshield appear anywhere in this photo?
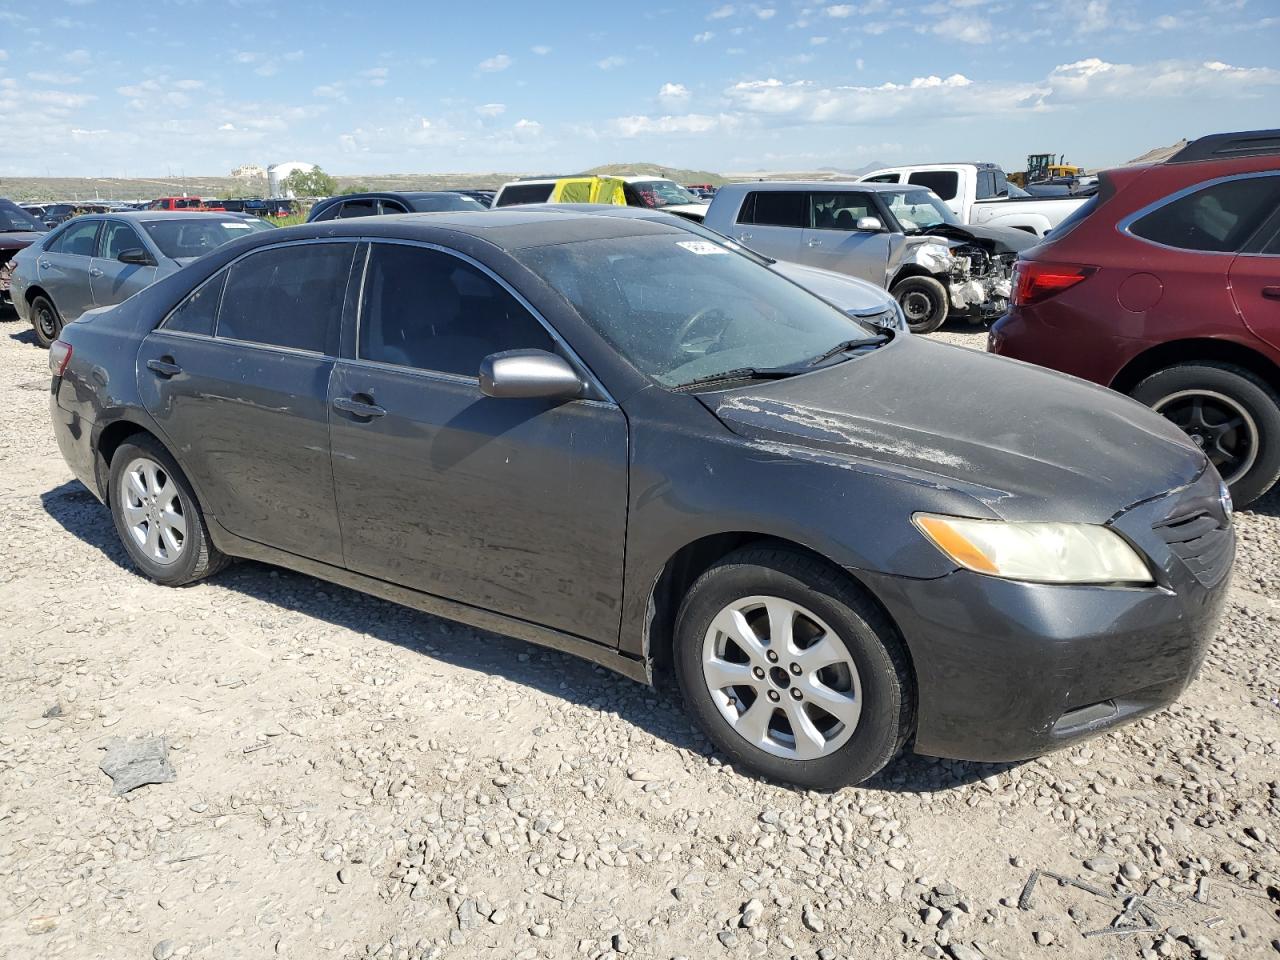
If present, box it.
[882,189,959,232]
[410,195,486,213]
[0,200,46,232]
[516,233,876,388]
[142,217,272,259]
[628,180,701,209]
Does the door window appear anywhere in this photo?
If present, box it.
[216,242,354,353]
[358,243,553,377]
[736,191,806,228]
[1129,175,1280,253]
[807,192,875,231]
[975,171,996,200]
[862,174,900,184]
[164,271,226,336]
[99,221,147,260]
[48,219,100,257]
[906,170,959,201]
[338,199,379,219]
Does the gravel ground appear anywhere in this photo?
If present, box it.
[1,312,1277,960]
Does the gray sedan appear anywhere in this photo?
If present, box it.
[10,211,273,347]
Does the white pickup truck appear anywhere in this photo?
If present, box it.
[857,163,1088,237]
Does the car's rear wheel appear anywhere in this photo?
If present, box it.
[1132,362,1280,508]
[674,547,914,789]
[108,436,228,586]
[890,276,948,334]
[30,295,61,349]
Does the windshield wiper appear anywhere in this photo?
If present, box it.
[806,335,888,366]
[673,366,802,391]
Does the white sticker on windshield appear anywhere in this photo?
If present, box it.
[221,222,251,229]
[675,240,728,255]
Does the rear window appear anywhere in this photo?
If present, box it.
[736,191,806,228]
[495,183,555,207]
[906,171,959,202]
[1129,175,1280,253]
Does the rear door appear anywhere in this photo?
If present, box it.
[798,190,892,284]
[328,240,629,644]
[90,219,158,308]
[731,191,803,262]
[37,217,100,320]
[137,240,358,564]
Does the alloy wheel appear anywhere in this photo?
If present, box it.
[118,456,187,565]
[1152,389,1259,486]
[701,595,862,761]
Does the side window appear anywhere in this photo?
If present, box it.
[358,243,554,377]
[975,171,995,200]
[216,243,354,353]
[379,200,409,214]
[737,191,806,228]
[310,202,340,222]
[907,171,959,202]
[494,183,555,207]
[338,199,379,219]
[993,169,1009,197]
[99,222,147,260]
[862,174,900,184]
[51,219,100,257]
[808,192,875,231]
[165,271,226,336]
[1129,176,1280,253]
[1263,225,1280,255]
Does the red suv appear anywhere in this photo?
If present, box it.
[990,130,1280,506]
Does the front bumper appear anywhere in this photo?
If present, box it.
[860,469,1234,762]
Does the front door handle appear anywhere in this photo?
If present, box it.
[146,358,182,378]
[806,238,823,247]
[88,267,104,278]
[1262,286,1280,301]
[38,259,51,270]
[333,395,387,419]
[737,233,752,242]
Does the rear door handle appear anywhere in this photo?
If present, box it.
[1262,286,1280,301]
[737,233,752,242]
[333,396,387,419]
[146,358,182,378]
[38,259,51,270]
[88,267,104,278]
[806,238,823,247]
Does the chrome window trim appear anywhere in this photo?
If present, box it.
[1116,171,1280,256]
[353,237,617,404]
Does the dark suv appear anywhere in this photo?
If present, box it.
[307,192,486,222]
[990,129,1280,506]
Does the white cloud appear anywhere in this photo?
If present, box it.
[361,66,389,86]
[931,14,991,43]
[756,7,777,18]
[810,35,829,44]
[62,48,91,64]
[659,82,691,103]
[478,53,513,72]
[476,102,506,117]
[1154,14,1179,28]
[608,113,735,137]
[597,55,627,70]
[531,45,552,55]
[1077,0,1110,33]
[693,31,715,42]
[513,118,542,133]
[27,71,83,85]
[0,50,8,61]
[826,4,856,15]
[313,83,345,99]
[708,4,736,18]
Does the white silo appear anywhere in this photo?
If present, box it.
[267,161,317,198]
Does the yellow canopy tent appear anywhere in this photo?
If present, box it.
[549,176,627,205]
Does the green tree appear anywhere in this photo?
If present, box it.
[283,167,337,198]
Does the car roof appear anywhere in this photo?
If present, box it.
[717,180,915,193]
[863,163,997,172]
[499,174,681,188]
[321,191,480,202]
[67,210,256,223]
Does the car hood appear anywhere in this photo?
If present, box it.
[920,222,1037,254]
[770,260,898,315]
[0,231,43,250]
[699,336,1206,523]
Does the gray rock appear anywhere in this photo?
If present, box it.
[741,898,765,928]
[152,941,175,960]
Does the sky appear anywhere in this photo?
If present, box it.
[0,0,1278,178]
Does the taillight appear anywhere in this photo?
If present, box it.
[1011,261,1097,307]
[49,340,72,377]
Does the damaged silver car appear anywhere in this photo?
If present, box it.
[702,181,1037,334]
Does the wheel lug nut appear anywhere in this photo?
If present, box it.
[790,688,803,700]
[766,650,778,663]
[752,667,765,680]
[789,663,801,675]
[767,690,780,702]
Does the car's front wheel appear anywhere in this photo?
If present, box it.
[674,547,914,789]
[108,435,228,586]
[30,294,62,349]
[890,276,949,334]
[1132,362,1280,508]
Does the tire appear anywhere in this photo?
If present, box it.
[674,546,914,789]
[107,435,228,586]
[890,275,949,334]
[30,294,62,349]
[1131,362,1280,508]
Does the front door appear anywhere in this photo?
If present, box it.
[37,217,100,321]
[137,240,358,564]
[328,241,629,644]
[1230,212,1280,352]
[799,191,893,284]
[91,219,158,309]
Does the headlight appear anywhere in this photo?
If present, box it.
[913,513,1152,585]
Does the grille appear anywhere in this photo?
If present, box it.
[1153,496,1233,587]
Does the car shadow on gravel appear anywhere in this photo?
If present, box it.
[1242,486,1280,519]
[42,478,1019,795]
[5,323,38,346]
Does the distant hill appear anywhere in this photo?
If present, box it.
[1124,139,1188,166]
[583,163,728,186]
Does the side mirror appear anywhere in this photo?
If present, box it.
[479,349,584,401]
[117,247,153,266]
[856,217,883,232]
